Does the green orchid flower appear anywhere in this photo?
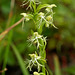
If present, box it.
[26,52,46,72]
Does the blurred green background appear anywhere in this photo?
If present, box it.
[0,0,75,75]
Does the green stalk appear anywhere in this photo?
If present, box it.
[42,46,46,75]
[2,30,13,75]
[32,2,36,13]
[39,38,46,75]
[0,41,4,64]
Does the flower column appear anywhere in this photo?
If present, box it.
[21,0,57,74]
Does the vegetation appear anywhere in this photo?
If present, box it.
[0,0,75,75]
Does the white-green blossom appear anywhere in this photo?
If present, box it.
[33,72,39,75]
[33,71,44,75]
[21,13,33,21]
[26,53,46,72]
[37,12,52,28]
[21,1,57,74]
[28,32,46,48]
[37,10,57,28]
[22,0,41,10]
[46,15,52,21]
[46,4,57,12]
[37,12,46,28]
[20,13,33,29]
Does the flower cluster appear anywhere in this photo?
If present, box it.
[28,32,46,49]
[21,3,57,29]
[37,4,57,28]
[26,52,46,72]
[21,0,57,74]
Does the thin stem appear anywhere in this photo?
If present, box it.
[0,17,24,41]
[6,0,15,28]
[32,2,36,13]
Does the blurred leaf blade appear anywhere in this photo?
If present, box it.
[11,43,29,75]
[37,4,49,12]
[54,55,61,75]
[63,66,75,74]
[2,30,13,75]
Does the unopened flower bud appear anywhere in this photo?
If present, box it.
[46,4,56,12]
[46,16,52,21]
[45,22,49,28]
[21,13,27,17]
[33,72,39,75]
[38,12,44,17]
[48,4,57,8]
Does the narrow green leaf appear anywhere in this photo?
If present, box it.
[63,66,75,74]
[54,55,61,75]
[37,21,45,34]
[0,41,5,64]
[37,4,49,12]
[2,30,13,75]
[11,43,29,75]
[46,64,53,75]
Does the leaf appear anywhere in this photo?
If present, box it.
[51,23,58,29]
[37,4,49,12]
[11,43,29,75]
[2,30,13,75]
[54,55,61,75]
[63,66,75,74]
